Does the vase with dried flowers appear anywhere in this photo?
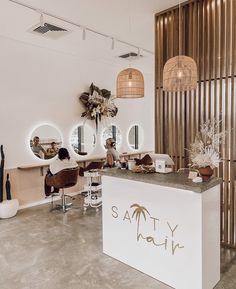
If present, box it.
[79,83,118,132]
[188,119,226,181]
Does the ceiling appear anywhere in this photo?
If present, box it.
[0,0,180,71]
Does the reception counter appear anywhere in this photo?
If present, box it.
[102,168,222,289]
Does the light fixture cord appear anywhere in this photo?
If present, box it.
[128,0,132,69]
[179,0,181,55]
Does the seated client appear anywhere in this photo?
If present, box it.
[105,138,120,167]
[46,142,59,158]
[31,136,46,158]
[44,148,78,197]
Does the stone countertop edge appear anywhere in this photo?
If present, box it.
[100,168,222,193]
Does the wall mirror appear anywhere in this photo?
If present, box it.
[102,125,122,149]
[30,125,62,160]
[70,124,96,156]
[128,125,143,150]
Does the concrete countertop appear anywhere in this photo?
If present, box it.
[101,168,222,193]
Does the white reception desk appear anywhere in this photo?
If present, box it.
[102,169,222,289]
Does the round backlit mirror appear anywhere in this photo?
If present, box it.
[70,124,96,156]
[102,125,122,149]
[128,125,143,150]
[30,125,62,159]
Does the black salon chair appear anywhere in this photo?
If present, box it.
[46,167,79,213]
[79,161,104,177]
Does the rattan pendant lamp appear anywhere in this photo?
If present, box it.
[163,1,197,92]
[116,2,144,99]
[116,67,144,98]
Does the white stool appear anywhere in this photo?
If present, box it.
[0,199,19,219]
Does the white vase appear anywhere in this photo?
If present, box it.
[0,199,19,219]
[128,160,136,170]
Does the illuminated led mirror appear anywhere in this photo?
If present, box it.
[128,125,143,150]
[102,125,122,149]
[70,124,96,156]
[30,125,62,159]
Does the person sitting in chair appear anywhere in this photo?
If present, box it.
[46,142,59,158]
[44,148,78,197]
[105,138,120,167]
[31,136,46,158]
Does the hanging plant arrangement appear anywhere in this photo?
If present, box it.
[79,83,118,131]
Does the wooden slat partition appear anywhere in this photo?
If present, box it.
[155,0,236,248]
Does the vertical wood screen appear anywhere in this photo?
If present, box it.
[155,0,236,247]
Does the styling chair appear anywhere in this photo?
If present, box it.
[46,167,79,213]
[79,161,104,177]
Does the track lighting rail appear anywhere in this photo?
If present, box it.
[8,0,154,55]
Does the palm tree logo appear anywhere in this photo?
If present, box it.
[130,203,150,241]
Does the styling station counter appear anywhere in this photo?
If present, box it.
[102,169,222,289]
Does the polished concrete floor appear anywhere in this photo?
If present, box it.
[1,197,236,289]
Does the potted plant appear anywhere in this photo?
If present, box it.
[188,119,226,181]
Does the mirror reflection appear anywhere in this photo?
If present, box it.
[128,125,143,150]
[71,124,96,156]
[30,125,62,159]
[102,125,121,149]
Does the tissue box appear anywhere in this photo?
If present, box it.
[155,160,166,173]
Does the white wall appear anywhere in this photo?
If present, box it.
[32,125,61,141]
[0,36,154,169]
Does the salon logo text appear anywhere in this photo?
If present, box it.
[111,204,184,255]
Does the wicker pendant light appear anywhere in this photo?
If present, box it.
[163,55,197,92]
[163,1,197,92]
[116,2,144,99]
[116,68,144,98]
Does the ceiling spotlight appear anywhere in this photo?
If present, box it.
[82,28,86,40]
[40,13,44,27]
[111,38,115,50]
